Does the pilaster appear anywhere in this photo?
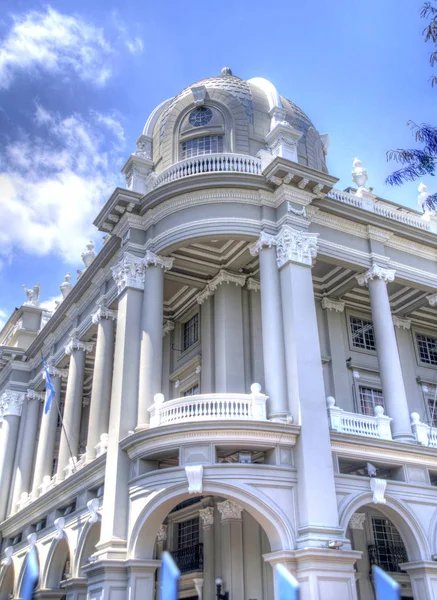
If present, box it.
[217,501,244,600]
[400,561,437,600]
[200,506,215,600]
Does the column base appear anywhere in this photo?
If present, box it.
[400,560,437,599]
[62,577,87,600]
[126,559,160,600]
[268,413,293,424]
[82,559,127,600]
[392,432,416,443]
[93,537,128,560]
[296,525,348,549]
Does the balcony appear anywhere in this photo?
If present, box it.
[173,543,204,574]
[327,396,392,441]
[148,385,268,428]
[410,413,437,447]
[153,153,262,189]
[368,543,408,573]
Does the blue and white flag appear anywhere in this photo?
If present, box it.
[158,552,180,600]
[42,358,55,414]
[21,546,39,600]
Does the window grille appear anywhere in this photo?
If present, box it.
[177,518,200,549]
[181,136,223,159]
[183,384,199,397]
[183,314,199,351]
[349,316,376,351]
[368,517,408,572]
[359,387,384,416]
[416,333,437,365]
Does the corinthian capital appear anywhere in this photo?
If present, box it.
[196,269,246,304]
[249,231,277,257]
[356,264,396,287]
[65,338,94,355]
[92,305,117,324]
[217,499,243,521]
[26,389,45,402]
[275,226,318,268]
[142,250,174,271]
[0,390,25,417]
[43,364,68,380]
[111,253,145,294]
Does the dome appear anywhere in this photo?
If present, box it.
[139,69,328,176]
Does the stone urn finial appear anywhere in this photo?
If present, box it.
[352,157,368,196]
[60,274,72,299]
[81,241,96,268]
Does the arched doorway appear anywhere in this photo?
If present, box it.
[74,521,101,578]
[0,565,14,600]
[44,537,71,599]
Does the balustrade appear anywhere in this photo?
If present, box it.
[327,397,392,440]
[410,413,437,447]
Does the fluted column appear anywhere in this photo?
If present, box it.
[137,251,173,426]
[32,367,66,496]
[356,265,414,442]
[87,306,117,461]
[11,390,44,511]
[56,338,94,481]
[0,390,25,520]
[250,234,289,420]
[277,226,340,546]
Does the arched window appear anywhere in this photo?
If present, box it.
[181,135,223,160]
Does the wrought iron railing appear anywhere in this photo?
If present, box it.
[368,544,408,573]
[172,543,203,574]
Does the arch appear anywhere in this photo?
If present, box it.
[0,564,14,600]
[247,77,282,112]
[129,479,294,559]
[142,98,173,138]
[73,521,101,578]
[340,491,429,561]
[43,537,72,590]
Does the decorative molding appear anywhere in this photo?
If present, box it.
[217,499,243,521]
[356,264,396,287]
[249,231,277,257]
[44,365,68,380]
[349,513,366,530]
[193,578,204,600]
[87,498,100,523]
[0,390,25,417]
[65,338,94,356]
[185,465,203,495]
[392,315,411,330]
[141,250,174,271]
[287,202,306,216]
[370,477,387,504]
[321,297,345,313]
[196,270,246,304]
[157,524,168,542]
[91,306,117,324]
[246,277,261,292]
[111,253,145,294]
[27,533,37,549]
[4,547,13,566]
[26,389,45,402]
[163,321,175,337]
[275,226,318,268]
[199,506,214,527]
[54,516,65,540]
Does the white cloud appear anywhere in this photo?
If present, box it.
[0,106,125,265]
[125,37,144,55]
[0,7,114,89]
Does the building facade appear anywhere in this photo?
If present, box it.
[1,68,437,600]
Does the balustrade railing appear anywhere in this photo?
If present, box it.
[327,397,392,440]
[172,543,204,574]
[410,413,437,447]
[148,385,268,427]
[153,153,262,188]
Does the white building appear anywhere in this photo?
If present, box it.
[1,67,437,600]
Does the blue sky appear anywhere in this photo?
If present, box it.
[0,0,436,326]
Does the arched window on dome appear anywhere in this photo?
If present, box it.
[178,105,227,161]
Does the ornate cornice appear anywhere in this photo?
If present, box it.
[217,499,243,521]
[246,277,261,292]
[141,250,174,271]
[111,253,145,294]
[321,297,345,313]
[163,321,175,337]
[356,264,396,286]
[199,506,214,527]
[0,390,25,417]
[92,306,117,324]
[26,389,45,402]
[392,315,411,330]
[65,338,94,356]
[196,269,246,305]
[275,226,318,268]
[249,231,276,257]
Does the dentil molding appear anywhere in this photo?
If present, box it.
[356,264,396,287]
[0,390,25,417]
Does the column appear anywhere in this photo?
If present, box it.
[32,367,66,497]
[321,298,353,411]
[162,322,174,400]
[393,316,423,416]
[356,265,414,442]
[137,251,173,427]
[247,278,265,389]
[0,390,25,521]
[11,390,44,512]
[250,235,289,420]
[200,297,214,394]
[276,226,341,546]
[56,338,93,481]
[217,500,244,600]
[348,513,374,599]
[98,253,143,559]
[87,306,117,461]
[200,507,215,600]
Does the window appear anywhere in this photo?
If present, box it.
[349,316,376,351]
[359,387,384,416]
[183,385,199,397]
[189,107,212,127]
[416,333,437,365]
[177,518,200,549]
[369,517,407,572]
[183,314,199,351]
[181,135,223,159]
